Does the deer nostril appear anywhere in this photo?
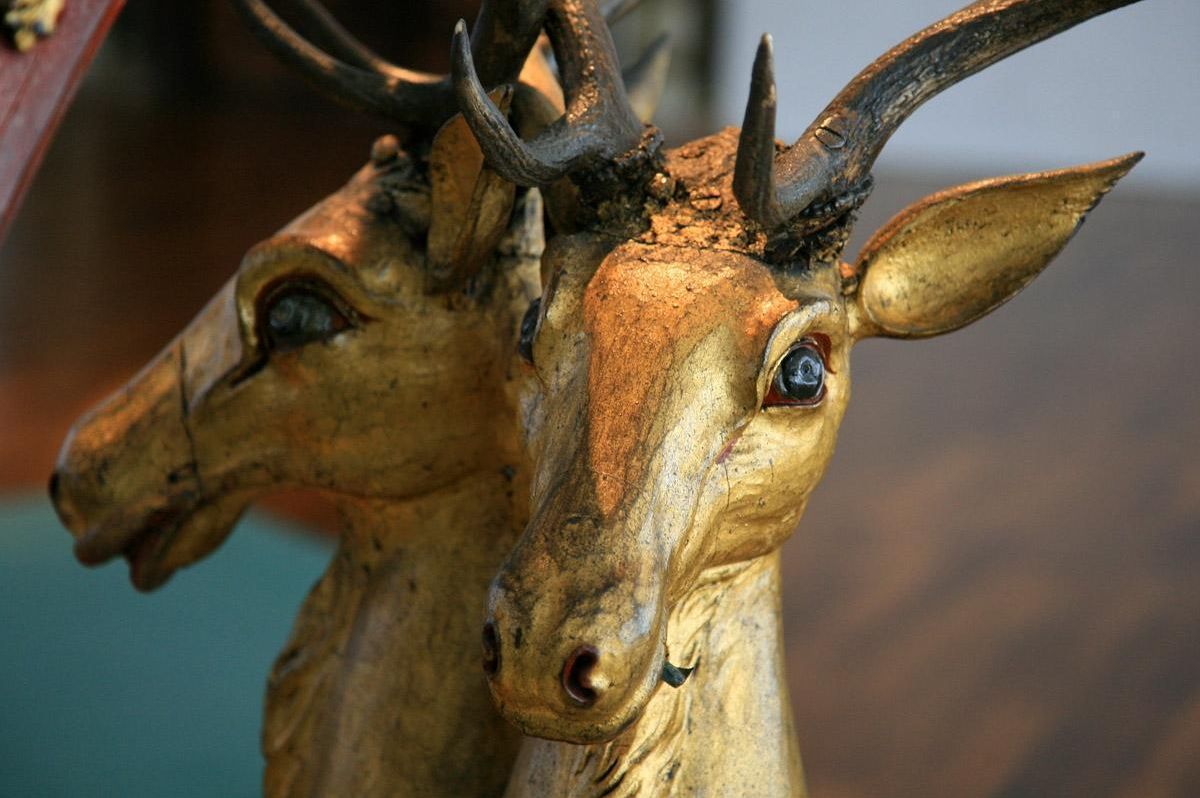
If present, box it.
[562,645,600,707]
[48,472,61,503]
[481,622,500,677]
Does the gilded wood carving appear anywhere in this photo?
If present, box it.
[450,0,1148,794]
[47,1,666,795]
[49,1,552,793]
[4,0,65,51]
[47,0,1156,796]
[51,139,539,795]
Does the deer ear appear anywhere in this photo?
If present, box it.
[427,89,517,290]
[849,153,1142,340]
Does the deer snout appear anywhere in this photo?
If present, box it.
[481,564,668,743]
[482,607,656,708]
[48,467,86,537]
[561,645,601,706]
[50,344,200,560]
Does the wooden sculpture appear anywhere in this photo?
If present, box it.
[48,1,549,794]
[450,0,1147,795]
[47,1,667,795]
[51,140,538,796]
[46,0,1158,795]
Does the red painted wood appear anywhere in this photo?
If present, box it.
[0,0,125,243]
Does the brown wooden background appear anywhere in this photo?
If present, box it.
[1,3,1197,796]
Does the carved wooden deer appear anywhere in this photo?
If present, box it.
[48,2,550,795]
[451,0,1147,794]
[47,1,670,794]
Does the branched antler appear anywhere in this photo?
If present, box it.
[232,0,547,130]
[735,0,1142,231]
[451,0,648,187]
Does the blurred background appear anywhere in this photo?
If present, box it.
[1,1,1197,795]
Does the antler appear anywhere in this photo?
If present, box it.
[735,0,1143,231]
[231,0,547,129]
[451,0,647,187]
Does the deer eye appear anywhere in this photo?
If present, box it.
[261,286,351,352]
[764,341,826,407]
[518,297,541,365]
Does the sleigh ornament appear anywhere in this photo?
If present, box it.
[4,0,64,51]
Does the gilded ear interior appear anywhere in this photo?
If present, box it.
[427,90,517,290]
[851,152,1143,340]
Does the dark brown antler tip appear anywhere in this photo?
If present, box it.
[452,1,649,191]
[734,34,784,228]
[233,0,450,125]
[451,21,563,186]
[236,0,549,132]
[734,33,846,230]
[738,0,1148,237]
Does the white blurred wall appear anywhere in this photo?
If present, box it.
[714,0,1199,192]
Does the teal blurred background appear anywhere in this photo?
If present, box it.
[0,498,329,796]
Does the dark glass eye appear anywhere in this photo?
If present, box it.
[765,343,826,407]
[263,289,350,352]
[518,297,541,364]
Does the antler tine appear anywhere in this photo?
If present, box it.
[233,0,449,123]
[452,0,646,188]
[463,0,552,88]
[282,0,404,75]
[733,35,785,228]
[233,0,548,129]
[736,0,1145,230]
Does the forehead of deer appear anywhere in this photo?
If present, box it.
[638,127,762,254]
[583,244,794,335]
[579,244,797,517]
[266,169,425,297]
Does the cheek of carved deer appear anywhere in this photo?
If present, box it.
[697,342,852,570]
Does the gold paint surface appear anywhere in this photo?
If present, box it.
[45,4,1150,791]
[855,153,1142,338]
[51,149,544,797]
[583,244,795,516]
[493,137,1138,795]
[427,95,517,289]
[5,0,64,51]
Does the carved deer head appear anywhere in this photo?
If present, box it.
[45,5,552,795]
[453,0,1145,747]
[48,3,674,793]
[48,0,554,592]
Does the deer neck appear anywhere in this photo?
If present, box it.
[505,550,807,798]
[263,469,527,798]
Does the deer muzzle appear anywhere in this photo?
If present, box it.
[481,509,670,744]
[50,341,233,590]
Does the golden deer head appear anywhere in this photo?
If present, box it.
[452,0,1145,761]
[47,0,557,592]
[46,3,550,795]
[47,2,674,793]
